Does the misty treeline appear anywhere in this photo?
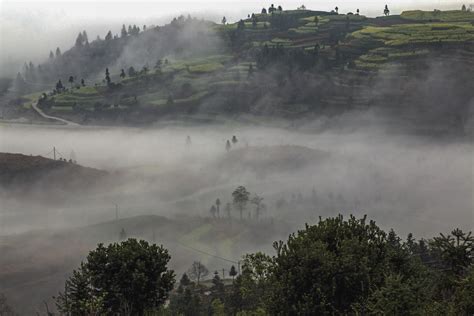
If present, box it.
[206,185,266,222]
[13,15,222,95]
[7,215,468,315]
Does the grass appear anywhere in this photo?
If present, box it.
[189,63,224,74]
[351,22,474,46]
[21,92,43,109]
[17,9,474,117]
[401,10,474,22]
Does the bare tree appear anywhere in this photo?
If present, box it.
[188,261,209,285]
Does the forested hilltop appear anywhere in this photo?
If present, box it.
[4,5,474,131]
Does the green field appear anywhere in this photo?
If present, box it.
[23,9,474,117]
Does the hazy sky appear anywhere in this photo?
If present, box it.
[0,0,467,75]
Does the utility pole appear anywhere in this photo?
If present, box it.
[237,261,241,275]
[222,268,225,280]
[53,146,56,160]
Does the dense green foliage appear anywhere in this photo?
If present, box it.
[169,215,473,315]
[56,239,175,315]
[56,215,473,315]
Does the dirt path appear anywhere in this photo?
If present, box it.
[31,101,79,126]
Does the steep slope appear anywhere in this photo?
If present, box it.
[6,9,474,132]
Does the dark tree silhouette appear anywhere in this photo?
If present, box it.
[222,16,227,25]
[56,239,174,315]
[68,76,74,88]
[128,66,137,77]
[55,47,61,57]
[226,140,232,152]
[269,4,276,13]
[75,32,84,47]
[49,51,54,59]
[261,8,267,14]
[335,6,339,14]
[188,261,209,285]
[105,30,113,41]
[229,265,238,280]
[82,30,88,44]
[55,79,64,92]
[210,205,217,218]
[121,24,128,37]
[232,186,250,220]
[120,69,126,79]
[251,194,264,220]
[105,68,111,85]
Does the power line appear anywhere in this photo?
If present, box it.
[175,241,240,264]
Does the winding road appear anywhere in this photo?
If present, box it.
[31,101,80,126]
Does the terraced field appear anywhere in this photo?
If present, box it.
[28,9,474,122]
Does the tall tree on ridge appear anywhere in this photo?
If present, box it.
[233,186,250,221]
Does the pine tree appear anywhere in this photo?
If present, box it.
[82,30,88,44]
[121,24,128,37]
[128,66,136,77]
[229,265,237,281]
[75,32,84,47]
[105,30,113,41]
[56,263,93,315]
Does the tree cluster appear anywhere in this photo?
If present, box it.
[56,239,175,315]
[57,215,473,315]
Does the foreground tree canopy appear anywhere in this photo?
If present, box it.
[56,215,473,315]
[56,239,175,315]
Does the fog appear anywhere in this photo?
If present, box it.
[1,122,472,237]
[0,0,473,313]
[0,116,473,314]
[0,0,467,76]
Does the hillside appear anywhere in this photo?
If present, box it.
[5,8,474,131]
[0,153,107,191]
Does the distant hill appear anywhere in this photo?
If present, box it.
[0,153,107,191]
[7,9,474,132]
